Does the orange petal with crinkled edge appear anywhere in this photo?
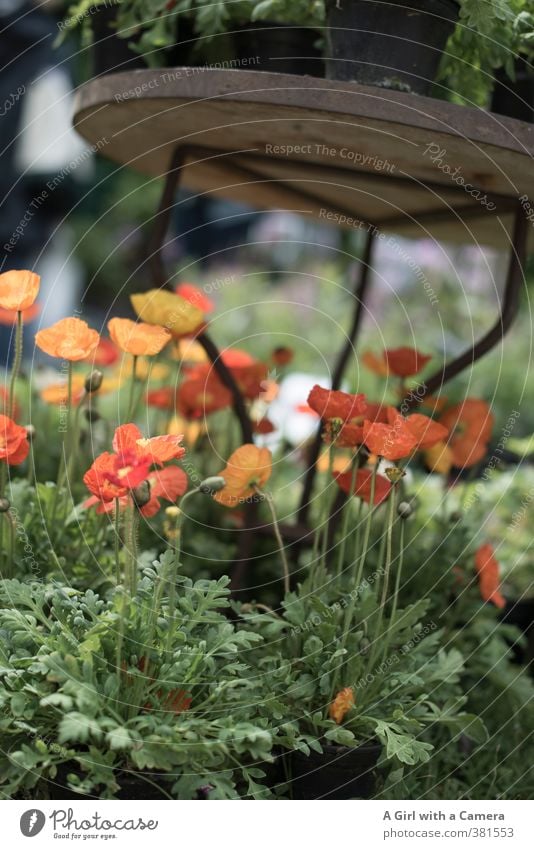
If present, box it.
[108,317,171,357]
[0,269,40,311]
[35,317,100,361]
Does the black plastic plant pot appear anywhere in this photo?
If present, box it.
[91,5,195,77]
[233,22,324,77]
[492,60,534,123]
[324,0,459,95]
[500,598,534,668]
[291,742,381,799]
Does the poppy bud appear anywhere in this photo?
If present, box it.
[272,346,294,366]
[0,497,10,513]
[25,424,36,441]
[397,501,413,519]
[449,510,463,523]
[132,480,151,508]
[84,369,103,394]
[359,636,371,656]
[199,476,226,494]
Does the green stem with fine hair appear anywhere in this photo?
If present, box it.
[368,483,397,673]
[126,355,138,422]
[9,311,23,420]
[336,453,359,581]
[261,488,290,595]
[114,498,121,587]
[379,513,405,666]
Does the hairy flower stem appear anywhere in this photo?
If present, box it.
[126,355,138,422]
[261,488,290,595]
[114,498,121,586]
[124,498,138,596]
[164,488,200,651]
[368,484,398,673]
[379,515,405,666]
[8,311,23,420]
[329,466,379,700]
[353,464,378,592]
[51,362,73,525]
[335,454,359,580]
[310,445,336,587]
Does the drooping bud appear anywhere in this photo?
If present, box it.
[199,476,226,494]
[0,497,10,513]
[84,369,103,394]
[132,480,151,508]
[397,501,413,519]
[25,424,36,441]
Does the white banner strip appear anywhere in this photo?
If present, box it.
[2,799,532,848]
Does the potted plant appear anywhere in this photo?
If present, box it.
[324,0,460,93]
[59,0,325,76]
[0,563,275,799]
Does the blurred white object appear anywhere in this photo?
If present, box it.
[259,372,328,450]
[15,66,91,176]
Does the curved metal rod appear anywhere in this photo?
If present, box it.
[146,145,253,445]
[297,230,376,524]
[404,204,527,409]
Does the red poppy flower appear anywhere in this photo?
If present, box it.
[474,544,505,609]
[175,282,214,314]
[335,468,392,505]
[0,415,29,465]
[363,410,417,460]
[177,374,232,419]
[84,424,185,506]
[221,348,255,368]
[438,399,493,469]
[86,465,188,517]
[308,385,368,422]
[384,347,432,377]
[84,336,119,367]
[147,387,176,410]
[254,417,275,434]
[386,409,449,451]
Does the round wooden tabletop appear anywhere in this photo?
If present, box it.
[73,68,534,248]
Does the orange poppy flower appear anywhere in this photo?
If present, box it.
[130,289,203,337]
[84,336,119,367]
[41,375,86,406]
[438,399,493,469]
[0,303,41,325]
[0,415,30,465]
[175,282,214,314]
[86,465,188,517]
[424,441,454,475]
[272,346,294,366]
[0,269,40,312]
[84,423,186,505]
[308,385,368,422]
[329,687,355,724]
[474,543,506,609]
[113,423,185,466]
[173,338,208,364]
[177,374,232,419]
[384,347,432,377]
[335,468,392,505]
[221,348,255,368]
[214,444,272,508]
[386,409,449,450]
[35,317,100,361]
[316,449,352,474]
[108,317,171,357]
[363,410,418,460]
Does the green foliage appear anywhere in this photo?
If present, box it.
[0,563,274,799]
